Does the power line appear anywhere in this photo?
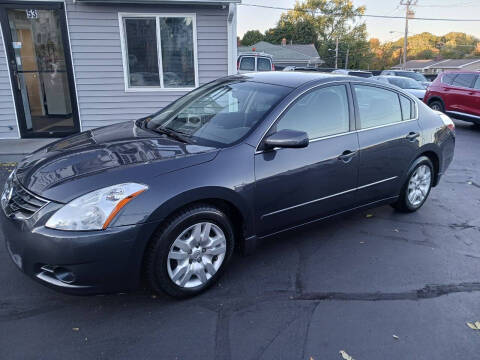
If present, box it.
[240,3,480,22]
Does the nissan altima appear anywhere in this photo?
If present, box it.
[1,72,455,298]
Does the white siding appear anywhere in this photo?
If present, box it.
[0,26,19,138]
[65,0,229,131]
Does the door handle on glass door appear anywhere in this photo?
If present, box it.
[338,150,356,163]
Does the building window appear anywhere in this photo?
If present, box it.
[119,14,198,91]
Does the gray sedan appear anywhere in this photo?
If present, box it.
[374,75,427,100]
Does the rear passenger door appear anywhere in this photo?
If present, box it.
[353,84,421,204]
[449,73,477,114]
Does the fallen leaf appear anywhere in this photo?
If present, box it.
[72,327,80,331]
[393,334,399,339]
[393,229,399,232]
[467,181,473,185]
[466,322,478,330]
[365,214,373,218]
[339,350,354,360]
[475,321,480,329]
[310,357,314,360]
[360,241,365,244]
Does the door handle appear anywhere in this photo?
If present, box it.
[338,150,356,163]
[406,132,420,141]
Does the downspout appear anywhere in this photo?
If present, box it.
[227,3,237,75]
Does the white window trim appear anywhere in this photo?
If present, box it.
[118,12,199,92]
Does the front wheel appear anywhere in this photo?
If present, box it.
[392,156,434,213]
[145,204,235,298]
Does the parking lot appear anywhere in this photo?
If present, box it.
[0,119,479,360]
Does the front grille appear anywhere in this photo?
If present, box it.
[2,176,49,219]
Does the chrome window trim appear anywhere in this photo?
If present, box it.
[261,176,398,219]
[254,80,420,154]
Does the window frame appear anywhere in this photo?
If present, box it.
[351,82,418,131]
[256,81,355,152]
[118,12,199,92]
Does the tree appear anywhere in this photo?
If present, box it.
[241,30,264,46]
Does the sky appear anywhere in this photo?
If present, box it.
[237,0,480,42]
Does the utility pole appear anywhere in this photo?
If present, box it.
[335,38,339,69]
[345,47,349,70]
[400,0,417,69]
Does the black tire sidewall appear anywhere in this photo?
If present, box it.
[429,100,444,113]
[402,157,434,211]
[149,206,234,298]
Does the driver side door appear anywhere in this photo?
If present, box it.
[254,83,359,236]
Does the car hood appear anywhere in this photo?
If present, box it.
[15,121,218,200]
[405,88,426,99]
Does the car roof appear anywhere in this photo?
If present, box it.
[232,71,350,88]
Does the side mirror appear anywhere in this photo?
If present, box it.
[263,129,309,150]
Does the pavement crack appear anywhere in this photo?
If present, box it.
[294,282,480,302]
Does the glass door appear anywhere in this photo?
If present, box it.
[0,3,79,137]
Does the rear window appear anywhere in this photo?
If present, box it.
[257,57,272,71]
[239,57,255,71]
[348,71,372,78]
[451,73,476,88]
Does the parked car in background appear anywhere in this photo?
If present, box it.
[424,71,480,124]
[373,75,426,100]
[1,72,455,298]
[237,52,274,73]
[381,70,431,88]
[332,69,373,78]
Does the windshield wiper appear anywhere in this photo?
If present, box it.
[152,127,191,143]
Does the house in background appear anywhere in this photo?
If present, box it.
[0,0,239,139]
[391,58,480,74]
[238,40,323,70]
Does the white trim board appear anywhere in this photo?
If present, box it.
[118,12,199,92]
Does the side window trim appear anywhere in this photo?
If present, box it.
[256,81,354,152]
[350,82,418,131]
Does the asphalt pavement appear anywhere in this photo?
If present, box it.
[0,120,479,360]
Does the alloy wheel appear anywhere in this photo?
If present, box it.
[167,222,227,288]
[407,164,432,207]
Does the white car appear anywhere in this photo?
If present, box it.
[373,75,426,100]
[237,52,274,73]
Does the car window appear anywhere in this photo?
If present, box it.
[257,57,271,72]
[239,57,255,71]
[388,77,424,90]
[354,85,402,129]
[400,95,414,120]
[396,71,427,82]
[442,73,456,85]
[348,71,372,78]
[275,85,350,139]
[451,74,475,88]
[474,76,480,90]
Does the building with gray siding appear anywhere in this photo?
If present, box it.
[0,0,239,139]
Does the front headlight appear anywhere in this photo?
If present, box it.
[45,183,148,231]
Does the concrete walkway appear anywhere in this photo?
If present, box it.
[0,138,58,162]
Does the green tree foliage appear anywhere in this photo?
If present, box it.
[241,30,264,46]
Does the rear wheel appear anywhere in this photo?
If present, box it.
[392,156,434,213]
[429,100,444,113]
[145,204,234,298]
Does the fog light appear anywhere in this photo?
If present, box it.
[41,265,76,284]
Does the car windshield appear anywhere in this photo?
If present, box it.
[145,80,291,147]
[396,71,428,82]
[388,77,424,89]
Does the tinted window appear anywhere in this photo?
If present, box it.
[400,95,413,120]
[124,18,160,87]
[148,80,290,147]
[474,76,480,90]
[452,74,475,88]
[239,57,255,71]
[442,73,456,85]
[389,77,424,90]
[257,57,271,71]
[348,71,373,78]
[276,85,350,139]
[354,85,402,128]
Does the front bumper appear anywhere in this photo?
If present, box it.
[1,209,159,295]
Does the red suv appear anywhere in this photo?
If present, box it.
[424,71,480,124]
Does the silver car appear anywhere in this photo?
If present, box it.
[374,75,426,100]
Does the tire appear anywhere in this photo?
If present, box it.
[392,156,434,213]
[145,204,235,298]
[429,100,444,113]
